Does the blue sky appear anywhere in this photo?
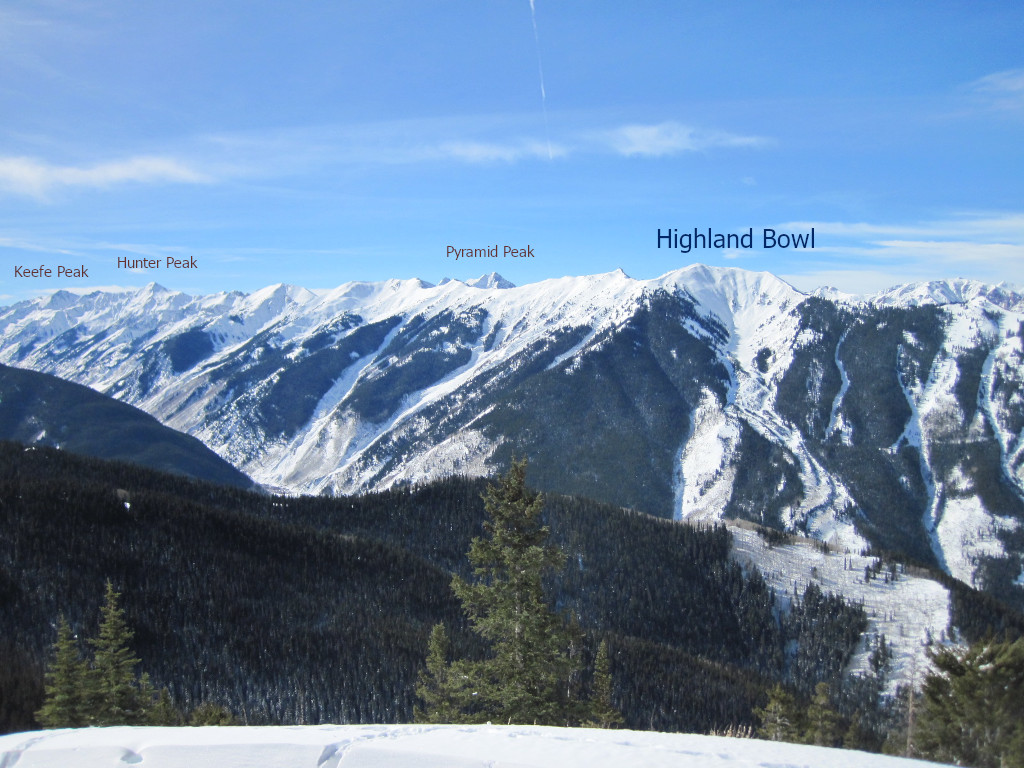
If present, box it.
[1,1,1022,303]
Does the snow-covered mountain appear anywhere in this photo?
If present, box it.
[0,724,951,768]
[1,265,1022,607]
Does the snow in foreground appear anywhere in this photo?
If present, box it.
[0,724,949,768]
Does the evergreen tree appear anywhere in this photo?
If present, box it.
[35,616,88,728]
[414,624,475,724]
[147,686,184,726]
[754,684,802,742]
[188,701,239,725]
[88,581,146,725]
[430,459,582,725]
[881,684,920,758]
[916,638,1024,768]
[586,639,623,729]
[804,682,841,746]
[842,710,872,752]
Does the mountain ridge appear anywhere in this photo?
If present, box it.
[0,363,253,489]
[1,264,1022,607]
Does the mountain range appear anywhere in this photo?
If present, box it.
[1,265,1022,610]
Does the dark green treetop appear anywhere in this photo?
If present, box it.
[420,459,590,725]
[88,580,146,725]
[35,616,89,728]
[916,638,1024,768]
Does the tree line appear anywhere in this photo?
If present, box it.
[753,637,1024,768]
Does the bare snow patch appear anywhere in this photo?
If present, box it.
[729,524,951,694]
[674,390,739,520]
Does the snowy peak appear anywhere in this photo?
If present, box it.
[466,272,515,289]
[871,278,1024,311]
[655,264,805,334]
[659,264,803,305]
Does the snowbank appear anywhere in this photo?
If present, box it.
[0,724,950,768]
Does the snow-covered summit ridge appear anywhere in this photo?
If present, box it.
[0,266,793,355]
[8,267,1021,327]
[870,278,1024,311]
[437,273,515,289]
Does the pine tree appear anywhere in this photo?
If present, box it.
[754,684,802,742]
[916,638,1024,768]
[147,686,184,726]
[842,710,871,751]
[188,701,239,726]
[586,639,623,729]
[804,682,841,746]
[87,581,146,725]
[35,615,88,728]
[414,624,475,724]
[425,459,582,725]
[881,684,922,758]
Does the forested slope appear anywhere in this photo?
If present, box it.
[2,442,1015,737]
[0,364,252,489]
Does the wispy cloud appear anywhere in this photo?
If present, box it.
[777,212,1024,293]
[201,122,568,170]
[785,213,1024,241]
[854,239,1024,268]
[0,155,213,199]
[437,140,568,163]
[0,116,766,206]
[435,121,764,163]
[0,4,89,79]
[0,234,85,257]
[600,122,767,157]
[0,234,360,268]
[199,117,767,172]
[966,68,1024,111]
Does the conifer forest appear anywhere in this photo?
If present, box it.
[1,442,1022,767]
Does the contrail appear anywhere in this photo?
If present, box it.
[529,0,553,160]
